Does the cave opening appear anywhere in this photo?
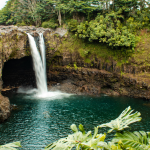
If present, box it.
[2,56,36,89]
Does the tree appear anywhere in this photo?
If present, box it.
[18,0,41,26]
[0,0,13,25]
[67,0,97,21]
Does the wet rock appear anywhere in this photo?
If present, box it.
[0,94,10,123]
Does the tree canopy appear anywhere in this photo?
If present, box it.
[0,0,150,49]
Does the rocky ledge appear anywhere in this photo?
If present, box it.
[0,25,67,37]
[47,66,150,99]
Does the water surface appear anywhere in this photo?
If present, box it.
[0,93,150,149]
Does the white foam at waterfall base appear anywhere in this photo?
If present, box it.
[17,86,72,100]
[35,90,72,100]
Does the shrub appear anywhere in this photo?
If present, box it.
[68,19,79,32]
[6,19,14,25]
[16,21,26,26]
[42,19,58,29]
[48,22,58,29]
[42,21,49,28]
[76,12,136,49]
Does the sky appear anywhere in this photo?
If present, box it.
[0,0,7,10]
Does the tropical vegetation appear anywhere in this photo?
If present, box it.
[1,1,150,150]
[0,0,150,50]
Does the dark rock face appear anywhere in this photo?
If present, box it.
[0,94,10,122]
[47,66,150,99]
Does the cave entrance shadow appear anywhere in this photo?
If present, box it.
[2,56,36,91]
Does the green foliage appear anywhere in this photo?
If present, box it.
[73,62,78,70]
[77,11,137,48]
[113,131,150,150]
[98,106,142,133]
[126,9,150,33]
[16,21,26,26]
[66,0,97,20]
[45,124,106,150]
[0,0,12,25]
[42,22,50,28]
[45,106,146,150]
[6,18,14,25]
[0,141,21,150]
[42,19,58,29]
[68,19,79,32]
[0,0,150,36]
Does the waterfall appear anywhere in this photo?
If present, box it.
[27,33,47,94]
[25,33,71,99]
[39,33,47,82]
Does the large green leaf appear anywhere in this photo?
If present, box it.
[98,106,142,133]
[45,124,107,150]
[81,131,106,149]
[0,141,21,150]
[45,124,93,150]
[113,131,150,150]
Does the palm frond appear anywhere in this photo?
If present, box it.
[113,131,150,150]
[98,106,142,133]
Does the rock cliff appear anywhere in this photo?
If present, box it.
[0,25,150,122]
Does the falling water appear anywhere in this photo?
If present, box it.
[39,33,47,77]
[27,33,47,94]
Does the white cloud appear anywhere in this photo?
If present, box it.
[0,0,7,10]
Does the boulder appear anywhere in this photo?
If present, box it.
[0,94,10,122]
